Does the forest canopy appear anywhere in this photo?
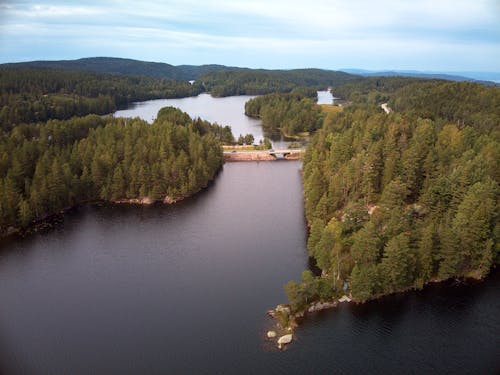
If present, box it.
[200,69,361,97]
[0,108,224,234]
[244,88,322,137]
[286,80,499,311]
[0,67,203,130]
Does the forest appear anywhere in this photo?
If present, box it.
[0,67,203,130]
[285,80,499,312]
[0,64,362,132]
[200,69,361,97]
[0,108,224,235]
[3,57,243,80]
[244,88,323,137]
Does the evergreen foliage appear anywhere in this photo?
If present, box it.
[0,108,224,234]
[245,90,323,136]
[293,80,499,307]
[0,68,203,130]
[201,69,361,97]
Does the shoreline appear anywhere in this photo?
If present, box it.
[266,271,492,349]
[0,166,223,242]
[0,196,189,241]
[223,150,303,162]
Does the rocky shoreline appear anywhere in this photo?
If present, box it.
[112,194,184,205]
[0,193,191,241]
[265,270,494,350]
[266,295,352,349]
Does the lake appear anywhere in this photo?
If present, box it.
[0,92,498,374]
[114,93,266,144]
[317,89,335,105]
[114,90,335,149]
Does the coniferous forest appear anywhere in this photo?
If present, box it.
[244,88,323,137]
[0,108,224,235]
[0,67,203,130]
[1,62,498,307]
[285,79,499,312]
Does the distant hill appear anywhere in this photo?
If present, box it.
[0,57,363,96]
[341,68,499,85]
[3,58,498,86]
[200,68,362,96]
[1,57,244,81]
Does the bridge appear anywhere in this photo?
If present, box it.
[223,148,305,162]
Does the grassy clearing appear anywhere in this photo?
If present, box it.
[320,104,343,124]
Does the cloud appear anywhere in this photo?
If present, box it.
[1,3,103,17]
[0,0,499,70]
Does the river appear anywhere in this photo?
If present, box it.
[0,93,498,374]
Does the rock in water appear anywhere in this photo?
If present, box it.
[267,331,277,338]
[277,334,293,345]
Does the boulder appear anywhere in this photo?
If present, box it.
[267,331,277,338]
[277,334,293,345]
[163,196,177,204]
[307,301,337,313]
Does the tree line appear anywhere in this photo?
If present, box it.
[285,80,499,311]
[200,69,361,97]
[244,88,322,137]
[0,67,203,131]
[0,108,224,234]
[330,76,432,105]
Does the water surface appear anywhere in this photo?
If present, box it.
[114,91,333,149]
[114,93,265,143]
[0,161,498,374]
[317,89,335,105]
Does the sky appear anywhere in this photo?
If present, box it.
[1,0,499,72]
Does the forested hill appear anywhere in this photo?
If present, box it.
[200,69,361,96]
[285,80,499,312]
[0,67,203,130]
[1,57,244,80]
[340,69,498,85]
[331,77,500,131]
[1,57,363,96]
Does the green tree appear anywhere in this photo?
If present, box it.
[380,233,415,293]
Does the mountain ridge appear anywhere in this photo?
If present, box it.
[3,57,498,86]
[340,68,500,85]
[0,57,245,81]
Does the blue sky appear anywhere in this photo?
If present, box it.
[1,0,499,72]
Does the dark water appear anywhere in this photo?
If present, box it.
[0,161,498,375]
